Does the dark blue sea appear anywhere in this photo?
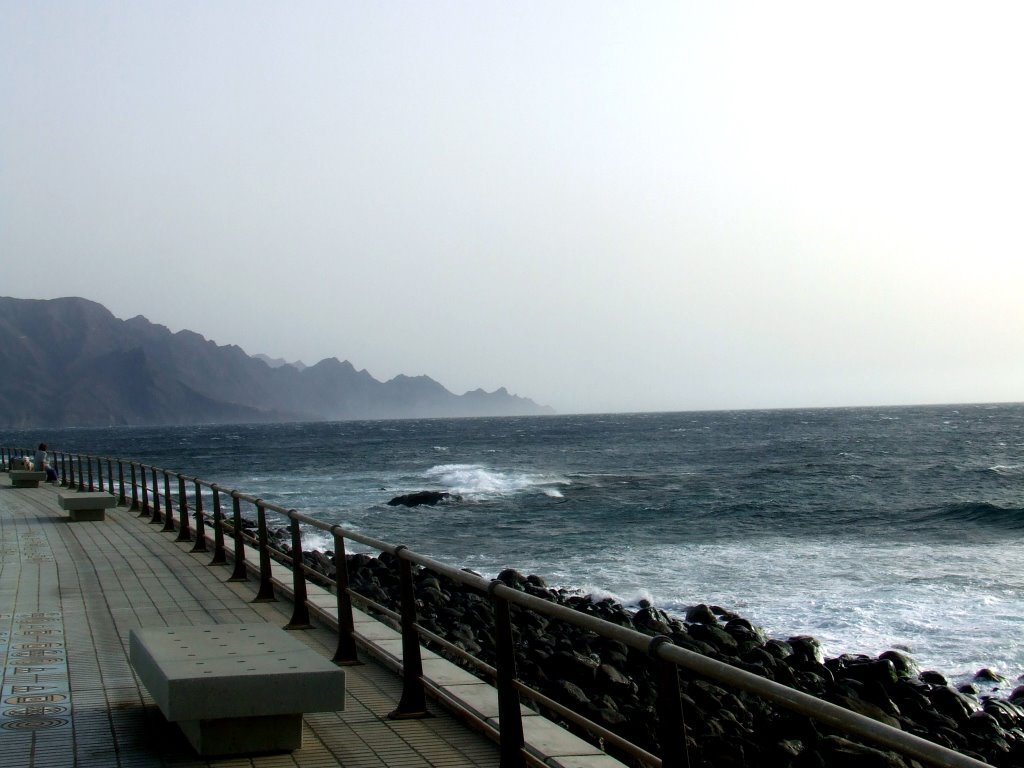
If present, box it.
[12,403,1024,689]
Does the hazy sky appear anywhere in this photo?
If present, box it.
[4,2,1023,414]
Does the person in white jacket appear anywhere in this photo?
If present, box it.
[33,442,58,483]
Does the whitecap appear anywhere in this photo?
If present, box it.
[302,529,335,554]
[422,463,570,500]
[990,464,1024,476]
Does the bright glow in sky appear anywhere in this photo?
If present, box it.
[3,2,1023,414]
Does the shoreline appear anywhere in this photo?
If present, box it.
[285,535,1024,767]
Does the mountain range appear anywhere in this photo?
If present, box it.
[0,297,553,428]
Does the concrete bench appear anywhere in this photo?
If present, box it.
[9,470,47,488]
[57,490,116,521]
[129,624,346,756]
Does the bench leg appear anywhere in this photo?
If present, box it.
[177,713,303,755]
[68,509,106,522]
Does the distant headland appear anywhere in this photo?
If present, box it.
[0,296,554,428]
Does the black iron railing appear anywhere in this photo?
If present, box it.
[0,445,991,768]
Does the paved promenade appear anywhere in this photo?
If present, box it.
[0,480,501,768]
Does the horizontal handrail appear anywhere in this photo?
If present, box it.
[2,445,993,768]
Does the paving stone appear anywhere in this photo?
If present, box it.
[1,485,502,768]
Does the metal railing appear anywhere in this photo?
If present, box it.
[0,446,992,768]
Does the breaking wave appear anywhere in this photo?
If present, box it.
[422,463,569,501]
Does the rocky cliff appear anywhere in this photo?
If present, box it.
[0,297,553,427]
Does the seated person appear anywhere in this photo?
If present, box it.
[34,442,59,483]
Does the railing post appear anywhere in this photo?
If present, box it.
[209,486,227,565]
[331,528,360,665]
[190,479,207,553]
[252,501,277,602]
[138,465,150,517]
[59,452,68,486]
[388,546,430,719]
[116,460,126,505]
[490,583,526,768]
[161,471,176,532]
[228,492,248,581]
[106,458,114,494]
[149,467,162,524]
[175,474,192,542]
[81,456,90,491]
[97,457,105,492]
[650,635,690,768]
[130,463,140,511]
[285,511,312,629]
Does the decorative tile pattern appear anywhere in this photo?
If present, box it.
[1,614,71,732]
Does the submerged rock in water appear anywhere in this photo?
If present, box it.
[387,490,460,507]
[974,667,1006,683]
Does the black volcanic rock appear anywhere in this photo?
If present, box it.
[0,296,554,427]
[387,491,458,507]
[314,549,1024,768]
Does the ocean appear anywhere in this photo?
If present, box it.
[11,403,1024,691]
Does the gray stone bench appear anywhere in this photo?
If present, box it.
[9,470,47,488]
[129,624,346,756]
[58,490,116,521]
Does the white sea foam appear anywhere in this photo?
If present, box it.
[457,534,1022,688]
[303,529,335,554]
[582,585,656,609]
[422,463,569,500]
[578,537,1024,686]
[990,464,1024,476]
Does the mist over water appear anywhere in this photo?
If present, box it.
[16,403,1024,688]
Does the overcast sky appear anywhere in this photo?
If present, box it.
[3,2,1023,414]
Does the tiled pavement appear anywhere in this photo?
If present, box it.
[0,481,502,768]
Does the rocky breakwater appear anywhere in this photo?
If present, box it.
[287,543,1024,768]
